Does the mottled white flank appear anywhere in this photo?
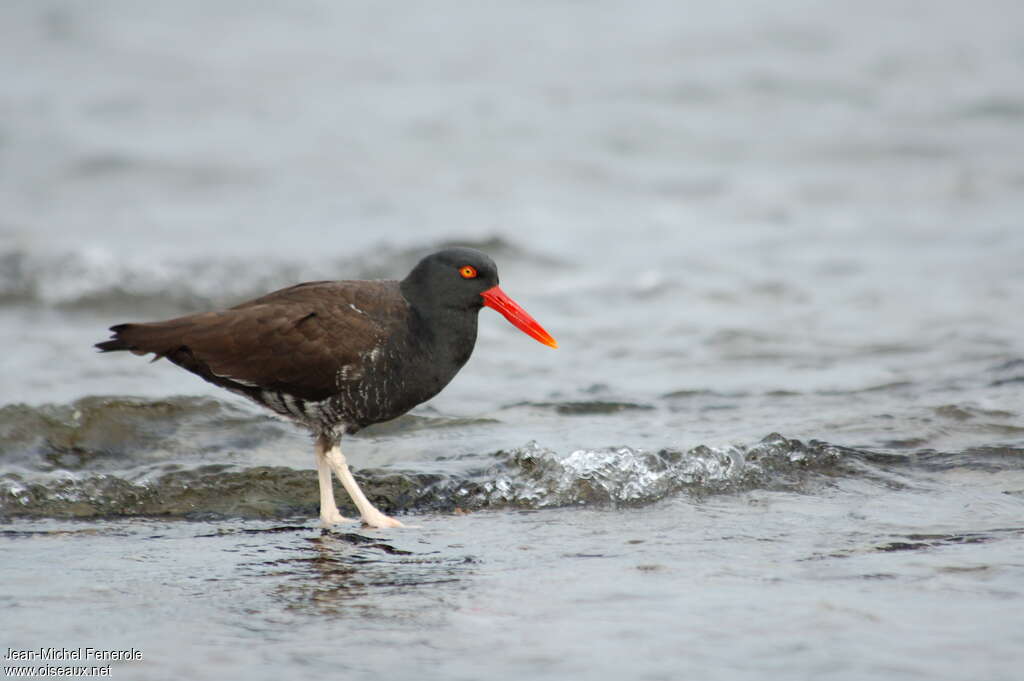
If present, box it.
[368,346,382,363]
[280,393,297,415]
[224,375,261,388]
[320,439,403,528]
[261,390,287,413]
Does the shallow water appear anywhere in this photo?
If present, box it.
[2,1,1024,679]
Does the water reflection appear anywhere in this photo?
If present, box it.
[244,528,477,620]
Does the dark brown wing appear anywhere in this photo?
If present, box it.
[96,280,407,402]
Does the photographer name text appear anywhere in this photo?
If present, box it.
[4,648,142,662]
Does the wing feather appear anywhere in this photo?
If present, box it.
[101,281,405,402]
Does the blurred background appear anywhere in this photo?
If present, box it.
[3,1,1023,406]
[1,3,1023,679]
[4,0,1024,503]
[3,0,1023,450]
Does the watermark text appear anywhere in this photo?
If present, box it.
[3,649,142,678]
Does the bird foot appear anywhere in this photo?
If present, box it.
[361,513,405,529]
[319,508,355,527]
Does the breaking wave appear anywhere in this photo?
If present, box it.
[470,436,852,508]
[2,396,996,520]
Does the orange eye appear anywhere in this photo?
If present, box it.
[459,265,478,279]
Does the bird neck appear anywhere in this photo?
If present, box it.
[399,273,482,373]
[407,301,479,365]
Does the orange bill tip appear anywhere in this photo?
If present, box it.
[480,286,558,349]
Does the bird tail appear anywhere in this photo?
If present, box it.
[95,324,135,352]
[94,322,186,360]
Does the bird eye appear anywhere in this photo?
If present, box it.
[459,265,478,279]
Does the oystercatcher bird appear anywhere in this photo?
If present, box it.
[96,247,557,528]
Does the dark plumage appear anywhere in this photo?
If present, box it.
[96,247,557,528]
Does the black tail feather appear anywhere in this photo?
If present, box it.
[95,324,133,352]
